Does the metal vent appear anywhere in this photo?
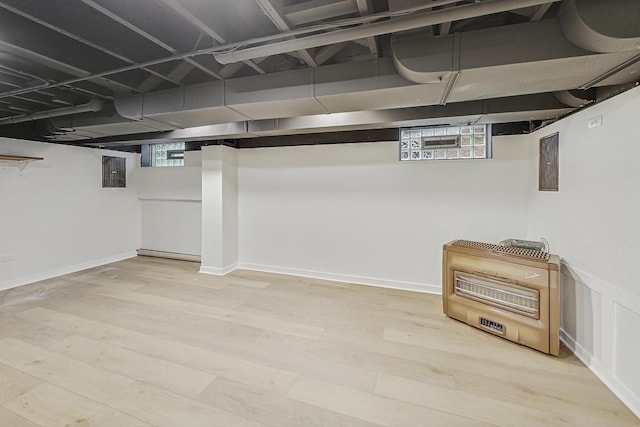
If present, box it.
[422,135,461,148]
[452,240,549,260]
[455,272,539,318]
[102,156,126,188]
[480,317,504,334]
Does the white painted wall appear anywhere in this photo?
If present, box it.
[237,137,531,292]
[525,85,640,418]
[200,145,238,274]
[0,138,141,291]
[137,151,202,256]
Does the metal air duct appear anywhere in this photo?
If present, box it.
[213,0,562,65]
[558,0,640,53]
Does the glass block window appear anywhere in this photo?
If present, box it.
[151,142,185,167]
[399,125,491,161]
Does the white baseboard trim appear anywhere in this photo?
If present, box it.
[610,379,640,420]
[236,262,440,294]
[0,251,137,292]
[559,328,600,371]
[559,254,640,425]
[562,327,640,419]
[199,263,238,276]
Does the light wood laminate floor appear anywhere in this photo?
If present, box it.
[0,256,637,427]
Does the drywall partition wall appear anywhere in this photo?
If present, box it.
[237,137,531,293]
[526,85,640,418]
[200,145,238,275]
[0,137,141,291]
[137,151,202,256]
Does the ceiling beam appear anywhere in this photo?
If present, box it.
[0,10,143,95]
[0,96,52,113]
[0,40,140,95]
[530,3,552,21]
[80,0,224,80]
[137,62,196,92]
[41,91,74,106]
[0,2,181,88]
[0,55,113,101]
[440,21,452,35]
[11,93,59,108]
[314,42,348,65]
[219,57,268,79]
[0,107,18,117]
[355,0,378,58]
[155,0,266,76]
[256,0,318,67]
[1,89,78,111]
[284,0,358,26]
[60,84,114,101]
[0,72,28,88]
[6,106,31,113]
[153,0,226,43]
[351,38,369,47]
[0,61,50,88]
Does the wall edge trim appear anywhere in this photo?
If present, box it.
[236,262,440,294]
[561,316,640,419]
[199,263,238,276]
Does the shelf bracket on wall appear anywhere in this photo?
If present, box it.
[0,155,44,171]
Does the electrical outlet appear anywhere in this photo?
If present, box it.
[0,255,15,263]
[588,115,602,128]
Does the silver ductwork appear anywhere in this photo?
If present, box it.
[558,0,640,53]
[83,93,573,145]
[247,93,574,137]
[213,0,562,65]
[553,90,594,108]
[392,16,640,102]
[37,0,640,142]
[111,9,639,133]
[113,58,444,124]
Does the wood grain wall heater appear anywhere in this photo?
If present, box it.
[442,240,560,355]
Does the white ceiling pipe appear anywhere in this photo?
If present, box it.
[0,99,103,125]
[215,0,561,64]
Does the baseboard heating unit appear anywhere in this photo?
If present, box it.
[442,240,560,355]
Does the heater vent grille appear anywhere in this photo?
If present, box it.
[455,272,539,318]
[452,240,549,260]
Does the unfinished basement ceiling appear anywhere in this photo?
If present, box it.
[0,0,639,150]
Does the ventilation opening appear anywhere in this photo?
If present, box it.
[421,135,460,148]
[452,239,550,260]
[480,317,504,334]
[455,272,540,319]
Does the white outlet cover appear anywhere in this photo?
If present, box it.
[588,115,603,128]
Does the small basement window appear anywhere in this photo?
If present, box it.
[150,142,185,167]
[399,125,492,161]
